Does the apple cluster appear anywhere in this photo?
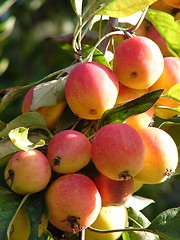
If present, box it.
[5,36,179,240]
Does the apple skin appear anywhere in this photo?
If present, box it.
[91,123,145,181]
[47,130,91,174]
[163,0,180,8]
[22,86,66,129]
[146,25,172,57]
[65,62,119,120]
[45,173,102,233]
[85,205,128,240]
[149,57,180,119]
[135,127,178,184]
[113,36,164,90]
[4,149,51,195]
[91,174,134,206]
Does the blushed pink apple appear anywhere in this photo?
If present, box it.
[45,173,102,233]
[47,130,91,174]
[113,36,164,90]
[65,62,119,120]
[92,174,134,206]
[4,149,51,195]
[91,123,145,180]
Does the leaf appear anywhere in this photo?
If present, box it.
[164,83,180,102]
[148,207,180,240]
[0,85,32,114]
[0,0,17,16]
[98,89,163,128]
[126,207,159,240]
[56,105,79,132]
[31,78,66,111]
[0,187,23,240]
[83,45,111,68]
[6,194,31,239]
[0,58,9,76]
[0,138,19,167]
[159,122,180,175]
[125,195,155,211]
[96,0,156,18]
[9,127,45,151]
[147,10,180,57]
[0,112,48,138]
[71,0,83,16]
[155,106,180,119]
[38,230,54,240]
[24,191,47,240]
[0,16,16,41]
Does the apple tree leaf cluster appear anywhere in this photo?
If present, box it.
[0,0,180,240]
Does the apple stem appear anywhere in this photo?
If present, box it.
[88,226,172,240]
[79,229,85,240]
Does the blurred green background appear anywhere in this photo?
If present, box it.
[0,0,179,224]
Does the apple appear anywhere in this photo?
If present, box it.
[92,174,134,206]
[65,62,119,120]
[47,129,91,174]
[135,127,178,184]
[45,173,102,233]
[91,123,145,180]
[113,36,164,90]
[4,149,51,195]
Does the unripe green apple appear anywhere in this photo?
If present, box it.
[135,127,178,184]
[47,130,91,174]
[45,173,102,233]
[65,62,119,120]
[4,149,51,195]
[91,123,145,180]
[113,36,164,90]
[92,174,134,206]
[85,205,128,240]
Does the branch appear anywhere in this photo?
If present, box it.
[98,17,119,54]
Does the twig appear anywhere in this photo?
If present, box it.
[79,229,85,240]
[98,17,119,54]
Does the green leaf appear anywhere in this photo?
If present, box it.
[0,138,19,166]
[0,0,17,16]
[147,10,180,57]
[0,16,16,41]
[159,122,180,175]
[56,105,79,132]
[9,127,45,151]
[148,207,180,240]
[0,85,32,114]
[31,78,66,111]
[0,112,48,139]
[24,191,47,240]
[71,0,83,16]
[96,0,156,18]
[6,194,31,239]
[83,45,111,68]
[126,195,155,211]
[0,58,9,76]
[38,230,54,240]
[98,89,163,128]
[126,207,159,240]
[164,83,180,102]
[0,187,23,240]
[155,105,180,119]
